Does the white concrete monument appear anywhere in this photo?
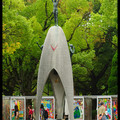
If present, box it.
[36,26,74,120]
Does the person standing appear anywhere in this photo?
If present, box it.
[98,102,106,120]
[28,105,33,120]
[14,103,19,120]
[44,109,48,120]
[40,104,45,120]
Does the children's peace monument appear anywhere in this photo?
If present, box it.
[36,0,74,119]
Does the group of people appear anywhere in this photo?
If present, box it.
[14,104,48,120]
[14,101,106,120]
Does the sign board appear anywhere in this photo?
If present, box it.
[10,97,26,120]
[40,96,55,119]
[97,96,112,120]
[112,97,118,120]
[74,96,84,120]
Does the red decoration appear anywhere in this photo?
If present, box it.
[51,45,58,51]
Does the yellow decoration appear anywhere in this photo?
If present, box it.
[17,101,20,111]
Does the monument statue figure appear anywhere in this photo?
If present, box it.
[36,42,43,50]
[69,43,75,60]
[52,0,59,26]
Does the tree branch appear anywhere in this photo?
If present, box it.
[42,1,53,31]
[107,37,118,49]
[32,82,37,91]
[96,63,109,80]
[42,12,53,31]
[31,88,37,95]
[89,70,96,81]
[8,55,20,84]
[67,12,90,42]
[81,46,90,52]
[67,19,83,42]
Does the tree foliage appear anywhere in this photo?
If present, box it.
[108,51,118,95]
[2,0,118,96]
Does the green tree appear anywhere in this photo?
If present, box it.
[92,0,101,13]
[108,51,118,94]
[71,0,118,95]
[2,0,118,96]
[2,0,41,95]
